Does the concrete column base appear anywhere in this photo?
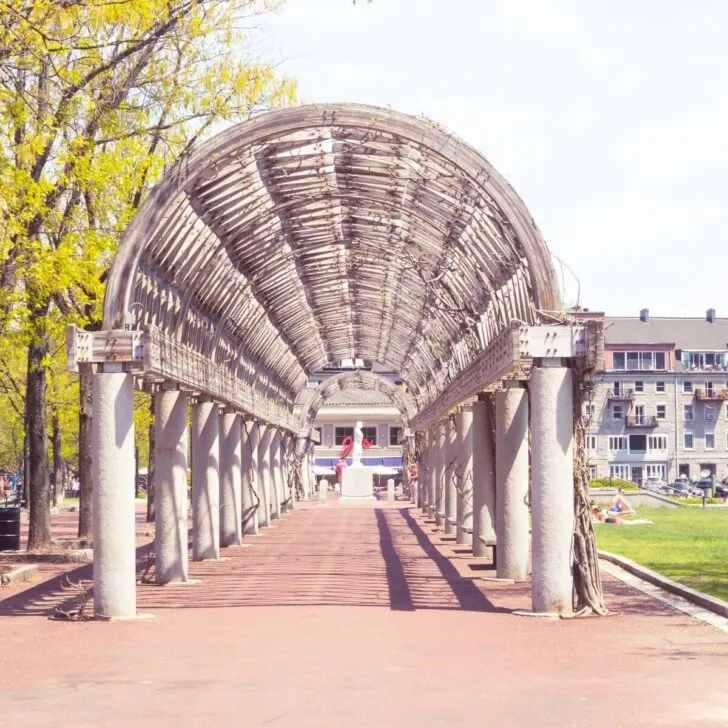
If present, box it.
[155,389,189,585]
[191,400,220,562]
[531,364,574,615]
[92,371,137,619]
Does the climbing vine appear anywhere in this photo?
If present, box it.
[571,371,610,616]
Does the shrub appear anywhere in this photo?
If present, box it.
[589,477,639,491]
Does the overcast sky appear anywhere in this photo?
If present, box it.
[251,0,728,317]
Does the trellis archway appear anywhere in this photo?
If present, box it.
[68,103,604,621]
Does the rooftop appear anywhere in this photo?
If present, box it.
[605,312,728,350]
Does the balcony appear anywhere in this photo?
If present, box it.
[626,415,658,428]
[606,388,635,401]
[695,387,728,401]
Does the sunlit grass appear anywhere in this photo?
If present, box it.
[595,506,728,601]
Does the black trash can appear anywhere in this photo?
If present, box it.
[0,507,21,551]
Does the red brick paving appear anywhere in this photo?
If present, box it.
[1,498,727,727]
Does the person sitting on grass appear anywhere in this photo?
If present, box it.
[609,487,635,516]
[591,505,653,526]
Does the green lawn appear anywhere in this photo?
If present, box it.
[594,506,728,602]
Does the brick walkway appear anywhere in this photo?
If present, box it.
[1,499,727,727]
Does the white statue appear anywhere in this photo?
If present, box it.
[352,420,364,467]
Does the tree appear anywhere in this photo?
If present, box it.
[0,0,295,547]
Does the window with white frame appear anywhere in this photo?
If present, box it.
[608,436,628,452]
[334,427,354,446]
[610,465,631,480]
[656,381,665,393]
[389,426,403,446]
[361,426,377,446]
[706,432,716,450]
[656,404,667,419]
[634,381,644,393]
[684,404,694,421]
[648,435,668,452]
[611,351,665,371]
[645,464,666,480]
[684,432,694,449]
[583,403,595,419]
[589,465,597,480]
[706,405,716,421]
[683,381,694,393]
[586,435,597,451]
[612,404,624,420]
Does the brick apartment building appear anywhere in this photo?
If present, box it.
[583,308,728,484]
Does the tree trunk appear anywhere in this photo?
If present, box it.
[51,408,63,508]
[26,334,51,550]
[146,395,155,523]
[77,367,93,539]
[23,412,30,512]
[135,444,140,499]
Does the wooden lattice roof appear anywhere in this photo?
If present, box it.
[104,104,559,415]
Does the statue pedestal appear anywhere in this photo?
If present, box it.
[341,467,376,503]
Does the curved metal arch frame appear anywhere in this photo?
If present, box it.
[294,370,417,431]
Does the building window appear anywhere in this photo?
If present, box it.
[684,432,694,450]
[706,432,716,450]
[681,351,728,370]
[656,404,666,419]
[586,435,597,451]
[389,426,403,446]
[612,404,624,420]
[608,436,628,452]
[361,426,377,446]
[611,351,666,371]
[609,465,631,480]
[656,381,665,393]
[648,435,668,452]
[645,464,666,480]
[314,427,322,443]
[334,427,354,446]
[634,381,644,393]
[684,404,694,421]
[683,381,693,393]
[706,405,716,421]
[589,465,598,480]
[629,434,647,454]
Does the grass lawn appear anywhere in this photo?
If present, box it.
[594,506,728,602]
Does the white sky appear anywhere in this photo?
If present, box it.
[250,0,728,317]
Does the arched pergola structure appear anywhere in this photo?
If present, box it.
[69,103,603,620]
[294,370,416,430]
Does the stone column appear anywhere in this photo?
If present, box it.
[191,398,220,561]
[455,408,473,546]
[155,388,189,584]
[302,440,314,498]
[472,398,496,558]
[496,386,530,581]
[257,425,273,527]
[92,369,136,618]
[220,409,243,547]
[387,478,395,503]
[270,429,282,520]
[420,430,429,515]
[241,420,259,536]
[444,416,458,536]
[531,363,574,615]
[436,421,448,527]
[428,428,438,519]
[281,433,293,511]
[319,478,328,504]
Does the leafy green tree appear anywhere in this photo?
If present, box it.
[0,0,295,547]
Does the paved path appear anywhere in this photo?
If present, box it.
[1,499,727,727]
